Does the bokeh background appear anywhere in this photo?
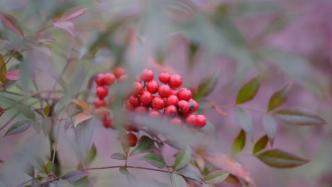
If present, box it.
[0,0,332,187]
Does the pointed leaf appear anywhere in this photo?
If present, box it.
[204,170,229,184]
[73,112,92,127]
[171,174,187,187]
[53,21,75,36]
[85,143,97,164]
[174,146,192,170]
[111,153,126,160]
[0,13,24,36]
[236,77,260,104]
[252,135,269,154]
[72,99,90,111]
[256,149,309,168]
[54,8,87,22]
[193,75,218,101]
[274,109,325,126]
[144,153,166,168]
[131,135,154,155]
[5,120,31,136]
[268,86,288,111]
[232,129,246,154]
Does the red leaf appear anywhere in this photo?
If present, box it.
[0,13,24,36]
[53,21,75,36]
[5,69,20,80]
[54,8,87,22]
[205,153,254,186]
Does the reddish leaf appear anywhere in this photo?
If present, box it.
[5,69,20,80]
[71,99,90,112]
[53,21,75,36]
[205,153,254,186]
[54,8,87,22]
[73,112,92,127]
[0,13,24,36]
[0,55,6,84]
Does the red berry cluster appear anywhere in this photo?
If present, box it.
[126,69,207,128]
[94,67,126,128]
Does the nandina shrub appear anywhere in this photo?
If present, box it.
[0,1,329,187]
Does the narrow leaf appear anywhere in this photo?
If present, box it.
[0,13,24,36]
[54,8,87,22]
[193,75,218,101]
[53,21,75,36]
[111,153,126,160]
[274,109,325,126]
[232,129,246,154]
[252,135,269,154]
[5,120,31,136]
[204,170,229,184]
[131,136,154,155]
[236,77,260,104]
[268,86,288,111]
[174,146,192,170]
[72,99,90,111]
[85,143,97,164]
[257,149,309,168]
[144,153,166,168]
[73,112,92,127]
[171,174,187,187]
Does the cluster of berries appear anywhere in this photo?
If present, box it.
[126,69,207,128]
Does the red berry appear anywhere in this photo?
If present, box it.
[102,115,113,128]
[151,97,165,110]
[133,82,144,95]
[147,80,159,93]
[113,67,126,79]
[158,85,172,98]
[159,72,170,84]
[171,117,182,125]
[166,95,179,106]
[177,88,192,101]
[128,96,140,107]
[140,91,153,106]
[178,100,190,113]
[141,69,154,82]
[165,105,177,116]
[126,133,138,147]
[186,114,197,126]
[104,73,116,85]
[95,73,106,86]
[96,86,108,99]
[195,115,206,128]
[149,110,160,118]
[169,74,182,88]
[94,98,106,108]
[135,106,148,113]
[189,99,199,113]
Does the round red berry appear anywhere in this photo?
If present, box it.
[113,67,126,79]
[186,114,197,126]
[169,74,182,88]
[96,86,108,99]
[147,80,159,93]
[195,115,206,128]
[128,96,140,107]
[159,72,170,84]
[104,73,116,85]
[152,97,165,110]
[126,133,138,147]
[178,100,190,113]
[189,99,199,113]
[140,91,153,106]
[133,82,144,95]
[102,115,113,128]
[177,88,192,101]
[158,85,172,98]
[94,98,106,108]
[141,69,154,82]
[95,73,106,86]
[166,95,179,106]
[165,105,177,116]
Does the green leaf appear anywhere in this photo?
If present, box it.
[43,161,54,174]
[252,135,269,155]
[0,54,6,84]
[232,129,246,154]
[131,136,154,155]
[144,153,166,168]
[5,120,31,136]
[268,86,288,111]
[256,149,309,168]
[85,143,97,164]
[204,170,229,184]
[111,153,126,160]
[236,77,260,104]
[171,173,187,187]
[193,75,218,101]
[274,109,325,126]
[174,146,192,170]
